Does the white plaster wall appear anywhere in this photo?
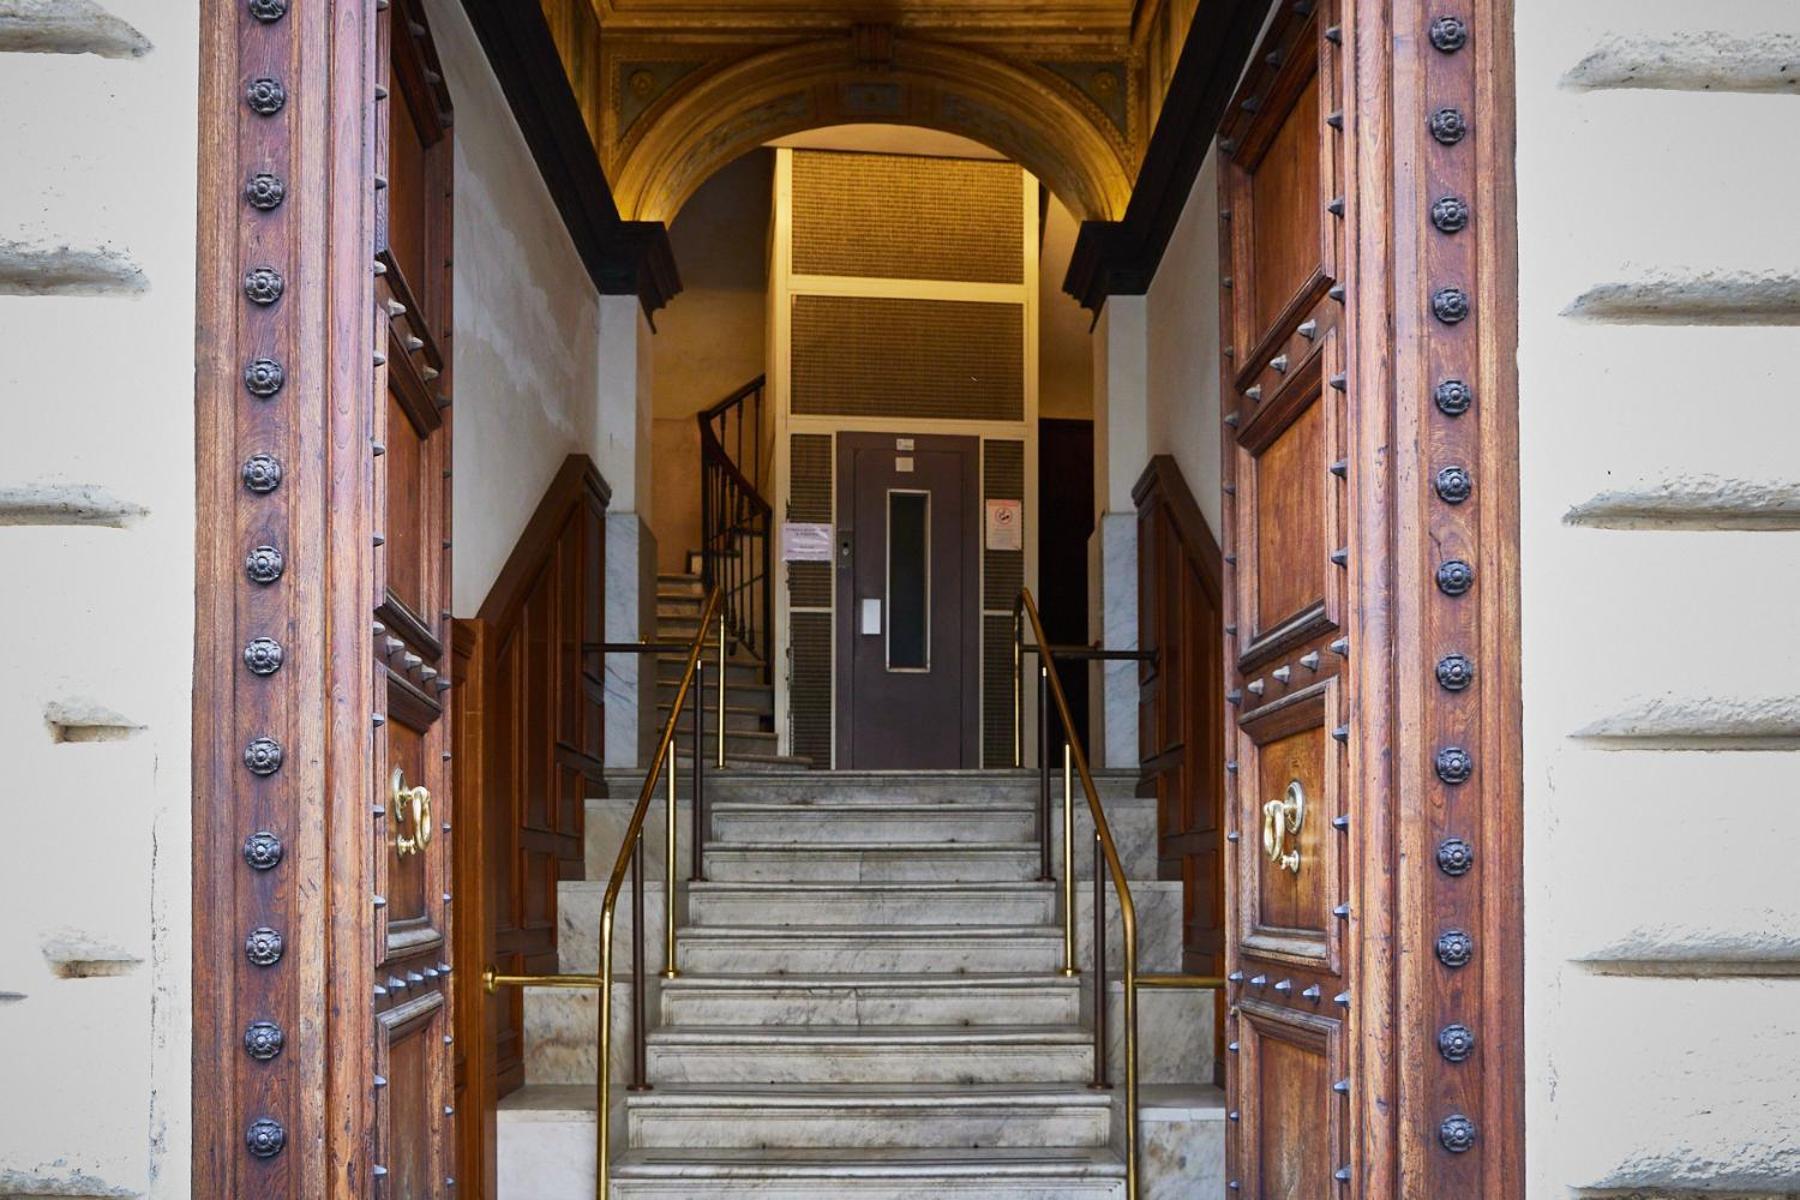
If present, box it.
[1515,1,1800,1194]
[0,3,198,1195]
[429,0,601,616]
[1146,150,1223,535]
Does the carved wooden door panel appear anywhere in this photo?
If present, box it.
[1216,3,1352,1194]
[372,2,456,1194]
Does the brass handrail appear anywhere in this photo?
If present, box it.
[486,587,725,1200]
[1013,588,1141,1200]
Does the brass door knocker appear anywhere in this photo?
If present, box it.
[392,767,432,858]
[1261,779,1306,875]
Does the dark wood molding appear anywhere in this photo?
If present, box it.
[1130,452,1226,1078]
[476,453,611,625]
[1063,0,1276,312]
[1131,454,1223,592]
[458,0,681,315]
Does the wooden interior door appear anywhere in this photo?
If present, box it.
[1216,2,1352,1193]
[372,2,457,1193]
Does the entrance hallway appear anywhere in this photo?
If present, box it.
[494,769,1222,1197]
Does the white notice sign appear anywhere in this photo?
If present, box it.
[782,521,833,562]
[985,499,1022,551]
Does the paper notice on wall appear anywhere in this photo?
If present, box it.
[985,499,1022,551]
[782,521,833,562]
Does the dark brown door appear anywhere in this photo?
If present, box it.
[372,2,457,1193]
[834,433,980,769]
[1216,2,1351,1194]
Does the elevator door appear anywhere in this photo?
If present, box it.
[835,433,980,769]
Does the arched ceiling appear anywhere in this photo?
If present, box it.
[539,0,1204,223]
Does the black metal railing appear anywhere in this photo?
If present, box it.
[698,376,772,682]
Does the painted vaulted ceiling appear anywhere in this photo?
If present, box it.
[539,0,1202,222]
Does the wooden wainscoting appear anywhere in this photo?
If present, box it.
[451,454,611,1198]
[1132,454,1225,1081]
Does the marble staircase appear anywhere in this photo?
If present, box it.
[653,573,808,771]
[498,771,1224,1199]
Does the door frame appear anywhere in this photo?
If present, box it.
[832,430,982,770]
[1211,0,1524,1194]
[192,0,382,1193]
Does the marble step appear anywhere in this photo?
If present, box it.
[622,1083,1114,1150]
[677,925,1064,974]
[675,751,814,773]
[554,873,1186,978]
[692,769,1057,807]
[609,1147,1126,1199]
[658,973,1082,1026]
[687,881,1057,927]
[658,724,783,757]
[710,801,1038,845]
[658,700,769,733]
[655,679,773,715]
[703,841,1043,883]
[656,655,765,689]
[645,1024,1095,1085]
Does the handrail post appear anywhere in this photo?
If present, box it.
[761,521,774,679]
[1038,665,1052,882]
[1091,827,1110,1090]
[662,752,679,980]
[1012,614,1023,767]
[691,661,706,883]
[600,915,616,1200]
[716,613,728,769]
[1062,741,1078,977]
[628,837,648,1092]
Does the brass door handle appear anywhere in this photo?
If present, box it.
[1261,779,1305,875]
[392,766,432,858]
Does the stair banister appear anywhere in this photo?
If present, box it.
[485,590,726,1200]
[697,375,772,684]
[1013,587,1143,1200]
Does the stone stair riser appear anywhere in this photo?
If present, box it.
[610,1180,1125,1199]
[655,681,774,716]
[711,806,1038,845]
[657,658,766,689]
[659,982,1081,1027]
[678,932,1063,974]
[661,705,770,733]
[645,1041,1094,1086]
[626,1100,1112,1150]
[688,885,1055,927]
[704,846,1043,883]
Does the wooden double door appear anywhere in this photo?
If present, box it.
[1216,3,1353,1194]
[369,1,457,1192]
[1213,0,1520,1194]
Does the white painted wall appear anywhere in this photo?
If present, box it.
[1515,1,1800,1194]
[0,3,198,1195]
[1146,150,1223,535]
[430,0,602,616]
